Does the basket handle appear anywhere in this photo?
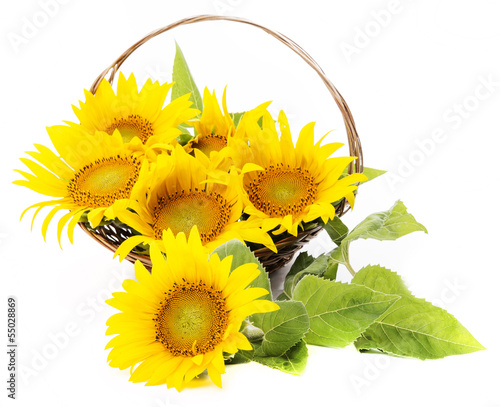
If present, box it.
[90,15,363,180]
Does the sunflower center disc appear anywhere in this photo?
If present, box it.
[154,282,228,357]
[153,191,230,242]
[106,114,154,143]
[68,156,140,207]
[190,134,227,155]
[248,165,317,216]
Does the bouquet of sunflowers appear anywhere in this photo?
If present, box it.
[14,16,484,392]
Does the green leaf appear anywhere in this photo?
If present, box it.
[176,133,194,146]
[360,167,386,183]
[322,262,339,280]
[211,240,271,301]
[252,340,308,375]
[325,245,350,276]
[240,319,264,342]
[225,348,254,365]
[171,42,203,112]
[250,301,309,357]
[292,275,399,348]
[342,166,386,183]
[290,252,315,274]
[230,112,245,128]
[353,265,486,359]
[279,253,330,300]
[346,200,427,243]
[355,297,486,359]
[226,339,309,374]
[322,216,349,246]
[278,252,314,301]
[325,200,427,276]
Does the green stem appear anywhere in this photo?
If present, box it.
[345,262,356,277]
[344,251,356,276]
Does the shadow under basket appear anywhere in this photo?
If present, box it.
[77,15,363,274]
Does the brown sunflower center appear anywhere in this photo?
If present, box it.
[106,114,154,143]
[154,281,228,357]
[247,164,317,216]
[153,190,231,243]
[190,134,227,155]
[67,156,140,207]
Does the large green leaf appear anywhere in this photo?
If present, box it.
[171,42,203,111]
[253,340,308,375]
[211,240,272,301]
[353,265,485,359]
[250,300,309,357]
[292,275,399,348]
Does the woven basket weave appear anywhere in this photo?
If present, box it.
[78,15,364,273]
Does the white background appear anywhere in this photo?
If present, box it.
[1,0,499,406]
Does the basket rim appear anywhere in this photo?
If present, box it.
[79,15,363,271]
[90,14,363,177]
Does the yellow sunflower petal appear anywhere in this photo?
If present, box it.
[114,236,153,262]
[56,208,82,248]
[206,364,222,389]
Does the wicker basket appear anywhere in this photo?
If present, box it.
[77,15,364,273]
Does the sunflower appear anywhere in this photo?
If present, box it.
[14,126,149,245]
[186,87,270,161]
[237,110,367,236]
[105,227,279,390]
[71,72,199,151]
[185,87,234,156]
[113,145,276,260]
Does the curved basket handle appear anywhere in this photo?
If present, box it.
[90,14,363,214]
